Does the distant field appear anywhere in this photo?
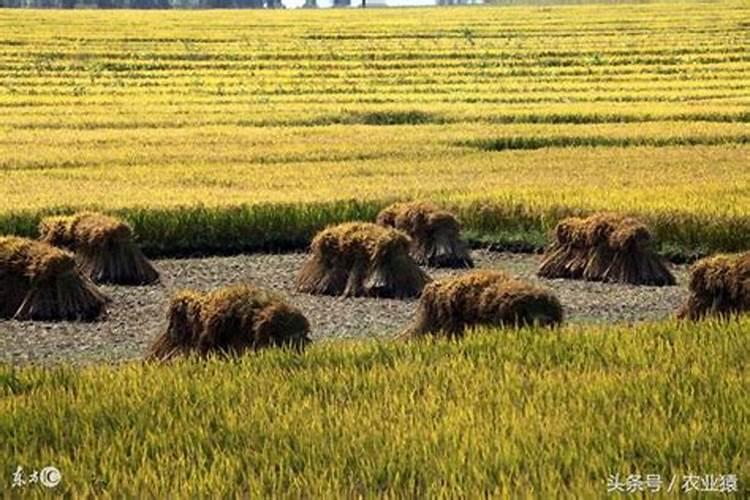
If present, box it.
[2,320,749,496]
[0,3,748,256]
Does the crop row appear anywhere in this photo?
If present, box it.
[1,146,748,256]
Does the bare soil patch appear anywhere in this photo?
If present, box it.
[0,251,689,364]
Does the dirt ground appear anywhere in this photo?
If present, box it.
[0,250,689,365]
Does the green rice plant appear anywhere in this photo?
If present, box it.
[1,319,748,496]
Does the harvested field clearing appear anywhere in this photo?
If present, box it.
[0,251,689,365]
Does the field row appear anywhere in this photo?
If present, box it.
[4,120,748,148]
[4,71,747,86]
[4,91,748,106]
[4,61,747,74]
[3,59,746,76]
[4,47,747,59]
[6,70,747,83]
[6,82,748,96]
[2,144,748,256]
[3,108,749,131]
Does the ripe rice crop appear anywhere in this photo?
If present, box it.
[678,251,750,320]
[0,2,748,257]
[538,213,675,285]
[403,270,563,338]
[296,222,430,298]
[1,320,748,496]
[1,4,748,495]
[377,201,474,268]
[0,236,108,321]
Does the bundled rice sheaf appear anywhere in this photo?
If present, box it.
[296,222,430,298]
[146,284,311,361]
[39,212,159,285]
[376,201,473,268]
[0,236,108,321]
[537,213,675,286]
[403,270,563,339]
[678,252,750,320]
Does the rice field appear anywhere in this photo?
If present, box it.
[2,3,750,496]
[2,321,749,496]
[1,2,749,256]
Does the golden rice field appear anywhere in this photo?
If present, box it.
[2,3,750,496]
[2,321,749,496]
[1,2,749,255]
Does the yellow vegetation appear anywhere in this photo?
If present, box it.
[0,3,747,254]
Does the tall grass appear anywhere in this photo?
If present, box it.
[2,319,748,496]
[1,198,747,259]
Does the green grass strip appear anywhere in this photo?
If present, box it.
[0,198,747,260]
[460,134,750,151]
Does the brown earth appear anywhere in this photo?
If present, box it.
[0,250,689,365]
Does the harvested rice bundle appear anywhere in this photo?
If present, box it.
[296,222,430,298]
[376,201,473,268]
[403,270,563,339]
[678,252,750,320]
[39,212,159,285]
[146,284,311,361]
[535,217,590,280]
[538,213,675,286]
[0,236,108,321]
